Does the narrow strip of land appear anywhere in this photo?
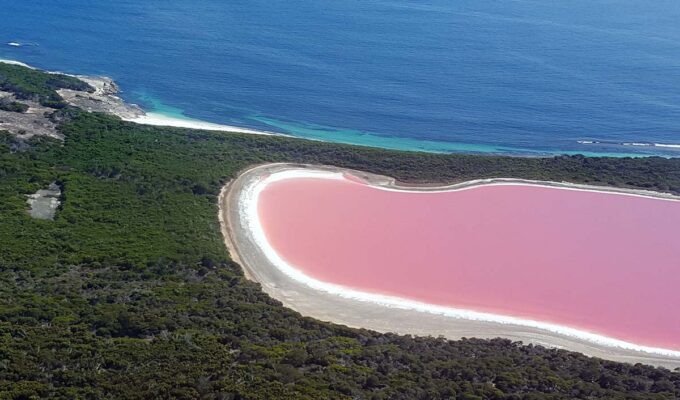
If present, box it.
[220,162,680,368]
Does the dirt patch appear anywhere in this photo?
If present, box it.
[27,182,61,220]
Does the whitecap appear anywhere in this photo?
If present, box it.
[622,142,652,147]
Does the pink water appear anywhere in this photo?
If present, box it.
[257,175,680,350]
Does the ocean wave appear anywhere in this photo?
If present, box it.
[6,42,39,48]
[578,140,680,150]
[623,142,652,147]
[623,142,680,149]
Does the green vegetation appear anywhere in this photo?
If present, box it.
[1,64,679,399]
[0,100,29,113]
[0,63,92,108]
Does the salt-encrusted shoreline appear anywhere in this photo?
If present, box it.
[220,163,680,368]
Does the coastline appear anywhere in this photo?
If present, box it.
[1,58,280,137]
[0,58,33,68]
[3,58,680,157]
[220,163,680,368]
[120,112,279,136]
[3,59,680,157]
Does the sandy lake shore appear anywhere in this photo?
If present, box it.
[220,162,680,369]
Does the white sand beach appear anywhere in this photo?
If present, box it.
[0,59,33,68]
[122,112,277,135]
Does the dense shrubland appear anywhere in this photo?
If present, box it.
[1,65,680,399]
[0,100,29,113]
[0,63,92,108]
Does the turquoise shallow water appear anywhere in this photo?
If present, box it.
[250,115,645,157]
[2,0,680,157]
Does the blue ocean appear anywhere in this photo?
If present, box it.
[2,0,680,157]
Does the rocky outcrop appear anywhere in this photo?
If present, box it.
[0,64,145,140]
[57,75,144,120]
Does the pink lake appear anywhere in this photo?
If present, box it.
[257,175,680,350]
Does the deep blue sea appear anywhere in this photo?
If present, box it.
[2,0,680,157]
